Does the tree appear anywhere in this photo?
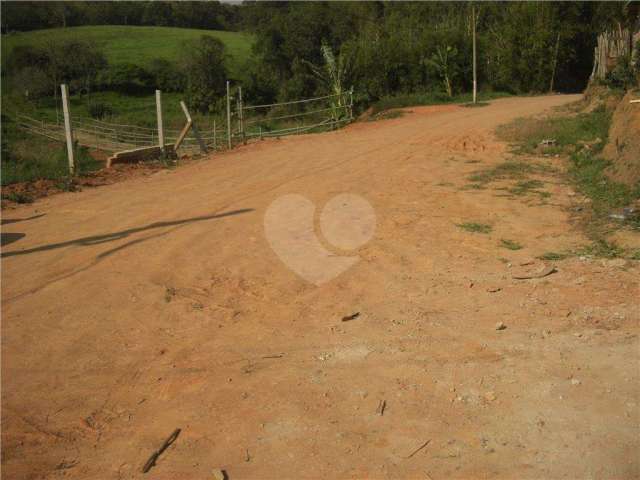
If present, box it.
[183,36,228,113]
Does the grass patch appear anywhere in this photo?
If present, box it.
[499,100,640,245]
[507,179,550,198]
[369,110,405,121]
[576,239,626,259]
[496,106,611,155]
[2,115,102,185]
[468,160,537,184]
[538,251,570,261]
[370,91,512,115]
[538,239,633,260]
[457,222,492,234]
[462,101,490,108]
[466,159,554,197]
[1,191,34,204]
[1,25,253,77]
[500,239,523,250]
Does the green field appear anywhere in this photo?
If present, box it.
[1,25,254,76]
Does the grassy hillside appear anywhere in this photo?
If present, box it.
[1,25,253,76]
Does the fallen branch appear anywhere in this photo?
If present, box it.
[341,312,360,322]
[142,428,181,473]
[404,439,431,459]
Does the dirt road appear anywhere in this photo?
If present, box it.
[2,95,639,479]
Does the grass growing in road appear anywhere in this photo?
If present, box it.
[507,179,550,198]
[500,102,640,259]
[500,239,523,250]
[458,222,492,234]
[538,251,570,261]
[369,91,512,115]
[496,106,612,155]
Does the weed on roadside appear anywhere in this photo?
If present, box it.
[369,110,405,121]
[497,99,640,248]
[458,222,492,234]
[500,239,523,250]
[576,239,626,259]
[1,192,34,204]
[538,251,570,261]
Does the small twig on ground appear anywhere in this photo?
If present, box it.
[341,312,360,322]
[376,399,386,416]
[262,354,284,359]
[142,428,181,473]
[404,439,431,459]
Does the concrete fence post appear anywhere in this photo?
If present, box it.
[156,90,165,157]
[226,81,232,150]
[60,84,75,175]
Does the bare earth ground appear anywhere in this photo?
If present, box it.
[2,94,639,479]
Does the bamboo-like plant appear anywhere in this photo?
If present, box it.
[305,43,351,120]
[427,45,458,98]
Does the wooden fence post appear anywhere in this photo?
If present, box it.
[213,119,217,150]
[156,90,165,156]
[226,80,232,149]
[180,101,207,154]
[60,83,75,175]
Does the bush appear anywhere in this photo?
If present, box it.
[183,36,228,113]
[5,44,49,72]
[88,101,113,119]
[10,66,50,99]
[99,63,152,93]
[148,58,186,92]
[605,55,639,90]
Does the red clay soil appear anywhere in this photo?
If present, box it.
[2,95,639,479]
[603,91,640,187]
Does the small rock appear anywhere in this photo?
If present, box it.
[571,378,581,386]
[495,322,507,331]
[484,391,497,402]
[212,469,227,480]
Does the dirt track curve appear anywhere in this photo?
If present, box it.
[2,94,639,479]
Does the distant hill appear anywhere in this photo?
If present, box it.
[1,25,254,76]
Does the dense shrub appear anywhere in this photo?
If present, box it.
[605,54,640,90]
[148,58,186,92]
[88,101,113,119]
[183,36,228,113]
[99,63,152,92]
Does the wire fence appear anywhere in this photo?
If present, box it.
[238,90,353,141]
[7,87,354,164]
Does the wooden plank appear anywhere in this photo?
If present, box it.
[174,121,192,151]
[181,101,207,154]
[107,144,175,168]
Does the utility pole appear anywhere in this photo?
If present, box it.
[472,3,477,104]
